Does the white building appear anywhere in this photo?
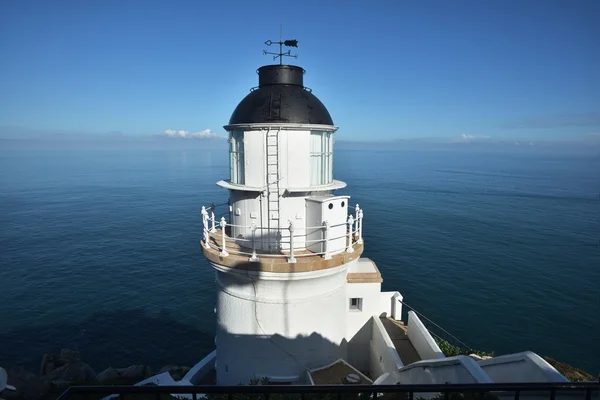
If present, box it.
[201,63,376,384]
[194,62,571,387]
[114,60,572,390]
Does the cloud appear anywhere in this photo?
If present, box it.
[500,112,600,129]
[164,128,220,139]
[454,134,491,142]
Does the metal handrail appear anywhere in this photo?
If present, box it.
[400,300,475,352]
[56,382,600,400]
[201,203,364,262]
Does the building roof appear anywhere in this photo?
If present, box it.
[228,65,334,126]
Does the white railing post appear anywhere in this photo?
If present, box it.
[249,222,259,262]
[288,221,296,263]
[346,215,355,253]
[322,221,331,260]
[219,217,229,257]
[355,203,360,223]
[210,205,217,233]
[201,206,210,249]
[357,209,364,244]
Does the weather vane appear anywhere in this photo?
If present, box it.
[263,25,298,65]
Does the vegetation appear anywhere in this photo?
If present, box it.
[543,357,596,382]
[434,338,494,358]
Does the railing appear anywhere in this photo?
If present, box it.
[201,203,365,263]
[56,382,600,400]
[399,300,476,354]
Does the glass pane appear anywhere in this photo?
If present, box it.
[310,131,334,186]
[229,131,245,184]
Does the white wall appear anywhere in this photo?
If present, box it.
[406,311,445,361]
[379,291,403,320]
[284,130,310,189]
[229,191,260,242]
[243,130,265,189]
[397,356,493,385]
[346,280,382,341]
[229,191,309,252]
[226,128,341,252]
[369,316,403,381]
[478,352,568,383]
[345,273,382,374]
[233,128,327,191]
[214,264,349,385]
[277,195,307,250]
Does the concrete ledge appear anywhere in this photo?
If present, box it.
[202,235,364,273]
[346,272,382,283]
[347,258,382,283]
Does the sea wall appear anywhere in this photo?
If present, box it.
[406,311,445,361]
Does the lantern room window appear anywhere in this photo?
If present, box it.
[229,131,245,184]
[310,131,333,186]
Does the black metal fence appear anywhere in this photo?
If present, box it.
[57,382,600,400]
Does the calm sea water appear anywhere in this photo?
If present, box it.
[0,144,599,375]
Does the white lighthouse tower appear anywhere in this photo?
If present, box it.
[201,41,385,385]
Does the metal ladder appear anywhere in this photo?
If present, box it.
[265,128,281,249]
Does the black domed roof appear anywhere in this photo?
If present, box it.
[228,65,334,126]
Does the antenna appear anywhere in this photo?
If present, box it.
[263,25,298,65]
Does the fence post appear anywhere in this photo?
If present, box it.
[201,206,210,249]
[355,203,360,223]
[288,221,296,263]
[323,221,331,260]
[219,217,229,257]
[346,215,355,253]
[249,222,259,262]
[357,209,364,244]
[210,204,217,233]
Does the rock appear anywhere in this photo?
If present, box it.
[469,354,484,361]
[96,368,120,384]
[6,367,50,400]
[115,365,151,380]
[45,361,96,388]
[159,365,191,381]
[39,354,57,376]
[58,349,81,364]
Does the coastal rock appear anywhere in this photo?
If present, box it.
[39,354,57,376]
[58,349,81,364]
[6,367,49,400]
[45,361,96,388]
[115,365,151,380]
[96,368,120,384]
[159,365,191,381]
[469,354,493,362]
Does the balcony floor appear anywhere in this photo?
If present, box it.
[202,229,364,273]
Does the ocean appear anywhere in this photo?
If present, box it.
[1,142,599,375]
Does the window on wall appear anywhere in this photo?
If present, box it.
[349,298,363,311]
[310,131,333,185]
[229,131,245,184]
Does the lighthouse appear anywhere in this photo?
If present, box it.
[201,40,386,385]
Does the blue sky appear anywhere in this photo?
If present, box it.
[1,0,599,143]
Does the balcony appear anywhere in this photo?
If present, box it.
[200,203,365,272]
